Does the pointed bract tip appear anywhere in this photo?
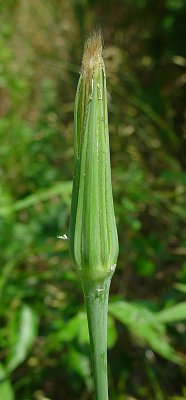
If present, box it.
[81,30,103,81]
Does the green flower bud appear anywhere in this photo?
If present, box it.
[69,32,119,283]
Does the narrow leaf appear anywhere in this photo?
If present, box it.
[156,302,186,323]
[0,364,14,400]
[0,181,72,216]
[6,305,38,373]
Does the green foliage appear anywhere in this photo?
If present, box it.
[0,364,14,400]
[6,305,38,373]
[0,0,186,399]
[109,301,186,365]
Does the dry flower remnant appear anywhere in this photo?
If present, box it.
[69,31,119,400]
[81,31,103,82]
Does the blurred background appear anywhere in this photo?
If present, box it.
[0,0,186,399]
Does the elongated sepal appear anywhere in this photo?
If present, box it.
[69,33,119,283]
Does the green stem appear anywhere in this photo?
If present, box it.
[82,276,111,400]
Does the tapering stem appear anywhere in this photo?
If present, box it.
[82,276,111,400]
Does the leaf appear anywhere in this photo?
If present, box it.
[109,300,143,325]
[0,364,14,400]
[59,310,117,349]
[67,348,92,389]
[6,305,38,373]
[77,312,89,345]
[0,261,15,300]
[156,302,186,323]
[109,301,185,365]
[134,322,183,365]
[59,311,88,343]
[169,396,186,400]
[174,283,186,294]
[107,315,117,349]
[0,181,72,216]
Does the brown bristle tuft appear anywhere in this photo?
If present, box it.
[81,30,103,80]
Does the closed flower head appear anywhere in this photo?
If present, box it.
[69,31,119,283]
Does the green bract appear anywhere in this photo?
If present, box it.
[69,33,119,283]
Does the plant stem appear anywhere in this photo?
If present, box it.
[82,276,111,400]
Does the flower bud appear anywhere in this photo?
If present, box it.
[69,31,119,283]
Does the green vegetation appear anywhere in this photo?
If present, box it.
[0,1,186,399]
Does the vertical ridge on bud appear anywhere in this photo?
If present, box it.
[69,31,119,283]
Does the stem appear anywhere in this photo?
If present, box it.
[82,276,111,400]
